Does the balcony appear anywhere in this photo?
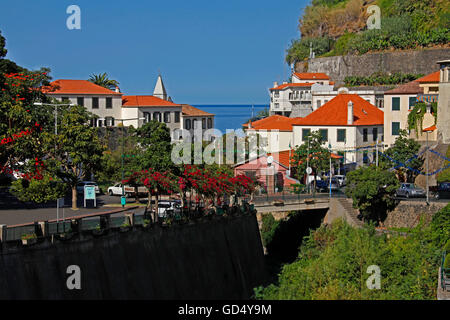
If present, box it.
[289,93,312,102]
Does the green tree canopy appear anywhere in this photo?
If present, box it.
[345,165,399,224]
[88,72,119,90]
[380,130,424,183]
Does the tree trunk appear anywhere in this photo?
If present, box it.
[72,186,78,210]
[154,192,159,223]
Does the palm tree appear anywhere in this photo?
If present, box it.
[88,73,119,90]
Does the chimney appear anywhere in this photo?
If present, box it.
[273,81,278,88]
[115,86,120,93]
[347,100,353,125]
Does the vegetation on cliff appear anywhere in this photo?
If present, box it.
[286,0,450,64]
[255,204,450,300]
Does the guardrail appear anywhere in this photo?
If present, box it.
[0,207,140,244]
[0,201,259,247]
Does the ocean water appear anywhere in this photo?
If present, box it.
[193,105,269,134]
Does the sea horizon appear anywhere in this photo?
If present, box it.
[192,104,269,133]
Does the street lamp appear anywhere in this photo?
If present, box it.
[98,117,145,207]
[33,102,75,152]
[422,125,436,205]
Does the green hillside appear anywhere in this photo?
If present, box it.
[286,0,450,64]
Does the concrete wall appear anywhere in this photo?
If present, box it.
[0,214,267,299]
[297,48,450,86]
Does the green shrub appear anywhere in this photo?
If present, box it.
[437,146,450,183]
[286,36,334,64]
[444,239,450,252]
[261,213,280,247]
[444,254,450,269]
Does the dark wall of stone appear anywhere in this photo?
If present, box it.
[296,48,450,86]
[0,214,267,299]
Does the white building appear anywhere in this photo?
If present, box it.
[292,93,384,169]
[269,73,334,118]
[43,75,214,142]
[312,87,385,111]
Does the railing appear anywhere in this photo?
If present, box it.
[0,200,259,246]
[441,250,450,291]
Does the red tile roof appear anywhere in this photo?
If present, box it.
[384,81,424,95]
[181,104,214,116]
[293,94,384,126]
[293,72,330,80]
[122,95,181,107]
[270,83,313,91]
[42,80,122,95]
[417,71,440,83]
[244,115,302,131]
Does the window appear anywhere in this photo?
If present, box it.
[337,129,346,142]
[153,112,161,122]
[174,111,180,123]
[392,97,400,111]
[207,118,212,129]
[77,97,84,106]
[105,117,115,127]
[185,119,191,130]
[144,112,151,123]
[319,129,328,142]
[98,119,103,127]
[274,103,279,109]
[363,128,368,142]
[392,122,400,136]
[92,97,99,109]
[106,97,112,109]
[164,111,171,123]
[373,128,378,142]
[409,96,416,109]
[274,92,279,98]
[202,118,206,129]
[317,100,322,108]
[90,118,98,127]
[61,97,69,102]
[324,100,328,104]
[302,128,311,141]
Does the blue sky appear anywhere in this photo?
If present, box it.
[0,0,307,104]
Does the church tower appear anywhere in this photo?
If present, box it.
[153,74,168,101]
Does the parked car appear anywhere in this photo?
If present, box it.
[158,200,181,218]
[76,181,100,194]
[435,182,450,199]
[326,178,341,191]
[107,183,147,197]
[396,183,425,198]
[313,180,329,192]
[334,175,346,187]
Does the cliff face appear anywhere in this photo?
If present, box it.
[296,48,450,86]
[0,214,267,299]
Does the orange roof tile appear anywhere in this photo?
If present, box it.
[181,104,214,116]
[293,94,384,126]
[42,80,122,95]
[417,71,440,83]
[384,81,423,95]
[293,72,330,80]
[244,115,302,131]
[270,83,313,91]
[423,125,436,132]
[122,95,181,107]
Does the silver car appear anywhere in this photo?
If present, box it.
[396,183,425,198]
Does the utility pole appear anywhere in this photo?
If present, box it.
[306,136,310,194]
[426,131,429,205]
[376,138,379,167]
[329,143,332,199]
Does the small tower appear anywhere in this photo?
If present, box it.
[153,74,168,100]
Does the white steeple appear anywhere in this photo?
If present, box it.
[153,74,168,100]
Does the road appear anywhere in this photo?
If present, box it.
[0,187,448,226]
